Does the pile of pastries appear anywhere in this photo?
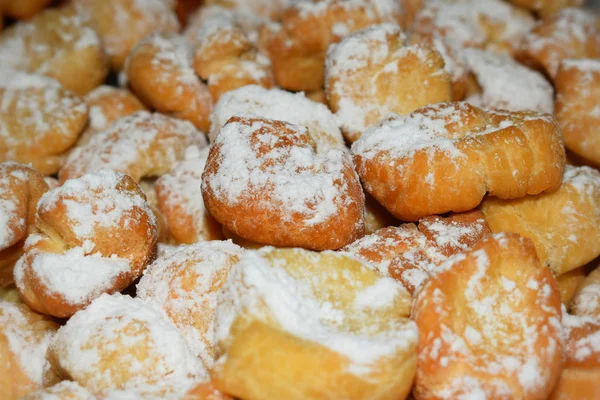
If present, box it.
[1,0,600,399]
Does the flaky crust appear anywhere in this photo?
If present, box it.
[413,233,563,400]
[202,116,365,250]
[481,165,600,276]
[352,102,566,221]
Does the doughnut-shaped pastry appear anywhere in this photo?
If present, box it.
[209,85,345,150]
[413,233,563,399]
[213,247,417,400]
[1,0,52,19]
[155,147,223,244]
[555,59,600,166]
[571,266,600,318]
[508,0,583,16]
[517,8,600,79]
[0,163,49,287]
[137,240,244,368]
[14,170,158,318]
[0,302,60,400]
[125,33,213,132]
[48,293,204,395]
[20,381,95,400]
[343,210,491,294]
[412,0,535,54]
[325,24,452,143]
[186,7,274,102]
[0,5,107,95]
[481,165,600,276]
[464,48,554,114]
[352,102,566,221]
[259,0,401,91]
[77,0,180,71]
[60,111,207,183]
[558,266,586,304]
[0,73,88,175]
[202,116,365,250]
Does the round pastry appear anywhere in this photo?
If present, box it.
[137,240,244,368]
[48,293,204,395]
[481,165,600,276]
[155,146,223,244]
[202,115,365,250]
[213,247,417,400]
[0,73,88,175]
[352,102,566,221]
[463,48,554,114]
[412,233,563,399]
[20,381,95,400]
[517,8,600,79]
[558,266,586,305]
[325,24,452,143]
[208,84,345,150]
[259,0,402,91]
[77,0,180,71]
[60,111,207,183]
[555,58,600,166]
[507,0,583,16]
[343,210,491,294]
[0,302,60,400]
[0,163,49,287]
[0,4,107,95]
[14,170,158,318]
[1,0,52,19]
[125,33,213,132]
[570,265,600,318]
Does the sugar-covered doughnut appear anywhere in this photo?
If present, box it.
[60,111,207,183]
[352,102,566,221]
[213,247,417,400]
[19,381,94,400]
[325,24,452,142]
[481,165,600,276]
[413,233,563,399]
[14,170,158,318]
[571,265,600,318]
[202,116,364,250]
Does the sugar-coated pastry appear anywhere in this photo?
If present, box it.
[508,0,583,16]
[186,6,274,102]
[413,233,563,399]
[156,146,223,244]
[60,111,207,183]
[0,73,88,175]
[125,33,213,132]
[558,266,586,305]
[343,210,491,294]
[183,380,233,400]
[325,24,451,142]
[14,170,158,318]
[209,85,345,150]
[518,8,600,79]
[0,4,107,95]
[1,0,52,19]
[20,381,95,400]
[48,293,204,395]
[259,0,402,91]
[555,58,600,166]
[464,48,554,114]
[481,165,600,276]
[0,302,60,400]
[137,240,244,369]
[220,227,263,250]
[213,247,417,400]
[205,0,291,22]
[352,102,566,221]
[77,0,180,71]
[570,265,600,318]
[412,0,535,54]
[202,116,365,250]
[0,163,49,287]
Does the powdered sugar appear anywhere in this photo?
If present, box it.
[562,165,600,197]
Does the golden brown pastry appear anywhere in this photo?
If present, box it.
[0,4,107,95]
[60,111,207,183]
[202,116,365,250]
[325,24,452,142]
[0,302,60,400]
[0,163,49,287]
[352,102,566,221]
[570,265,600,318]
[14,170,158,318]
[555,58,600,166]
[558,266,586,304]
[481,165,600,276]
[413,233,563,399]
[212,247,417,400]
[0,73,88,175]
